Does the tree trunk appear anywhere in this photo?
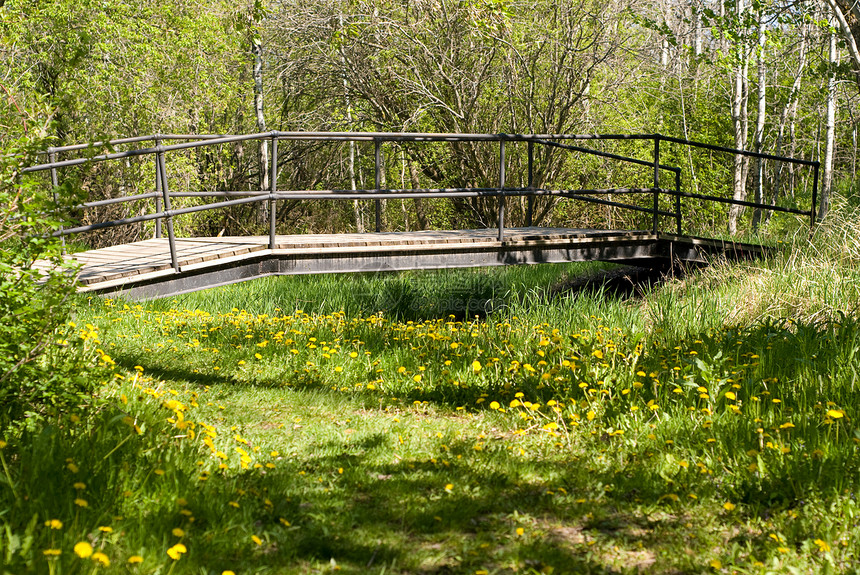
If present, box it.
[751,9,767,231]
[770,25,808,225]
[828,0,860,81]
[728,0,750,235]
[820,21,838,220]
[339,14,364,233]
[252,37,269,225]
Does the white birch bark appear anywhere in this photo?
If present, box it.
[752,9,767,231]
[820,21,838,220]
[825,0,860,73]
[728,0,750,235]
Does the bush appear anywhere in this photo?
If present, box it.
[0,104,97,431]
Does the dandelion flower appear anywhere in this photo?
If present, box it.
[92,551,110,567]
[74,541,94,558]
[251,535,262,545]
[172,528,185,537]
[74,498,88,508]
[73,482,86,490]
[444,483,454,492]
[814,538,831,552]
[471,360,482,373]
[166,543,187,560]
[827,409,844,419]
[128,555,144,564]
[98,526,113,533]
[724,392,736,400]
[45,519,63,529]
[43,549,62,557]
[709,559,722,569]
[723,502,736,511]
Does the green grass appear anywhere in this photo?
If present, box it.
[4,203,860,574]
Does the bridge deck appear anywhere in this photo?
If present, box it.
[40,228,768,299]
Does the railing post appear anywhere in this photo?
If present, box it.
[526,140,534,227]
[652,135,661,235]
[154,137,163,239]
[498,139,506,242]
[674,169,682,236]
[49,149,66,252]
[269,135,278,249]
[156,150,180,272]
[374,139,382,233]
[810,161,820,230]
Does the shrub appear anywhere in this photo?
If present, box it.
[0,103,97,431]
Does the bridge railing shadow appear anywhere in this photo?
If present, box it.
[24,132,819,270]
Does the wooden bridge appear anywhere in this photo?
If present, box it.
[26,132,819,300]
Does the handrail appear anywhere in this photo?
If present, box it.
[26,132,820,274]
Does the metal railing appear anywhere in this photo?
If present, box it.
[23,132,820,273]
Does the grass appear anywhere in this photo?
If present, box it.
[3,202,860,574]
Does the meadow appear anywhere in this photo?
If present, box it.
[2,204,860,574]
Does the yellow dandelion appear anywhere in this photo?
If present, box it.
[45,519,63,529]
[445,483,454,492]
[166,543,187,560]
[814,538,831,552]
[73,482,86,490]
[74,498,88,508]
[128,555,144,564]
[74,541,94,558]
[43,549,62,557]
[92,551,110,567]
[723,502,736,511]
[471,360,482,373]
[489,401,500,410]
[516,527,524,536]
[172,528,185,537]
[252,535,262,545]
[98,526,113,533]
[223,571,236,575]
[724,391,736,400]
[709,559,722,569]
[827,409,844,419]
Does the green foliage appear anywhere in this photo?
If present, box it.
[0,100,100,430]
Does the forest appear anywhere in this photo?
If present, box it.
[3,0,859,242]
